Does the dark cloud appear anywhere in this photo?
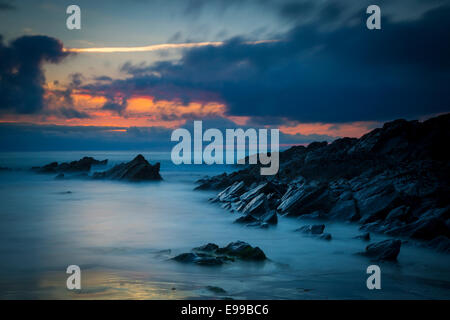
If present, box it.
[0,34,70,115]
[86,4,450,123]
[0,1,15,10]
[102,100,127,115]
[94,75,113,81]
[279,1,315,20]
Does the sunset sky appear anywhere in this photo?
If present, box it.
[0,0,449,150]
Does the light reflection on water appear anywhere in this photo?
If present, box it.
[0,152,449,299]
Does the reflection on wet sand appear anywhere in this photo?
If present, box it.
[38,269,190,300]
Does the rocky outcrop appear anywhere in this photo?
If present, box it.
[172,241,266,266]
[362,239,401,261]
[92,155,162,181]
[32,157,107,174]
[196,113,450,252]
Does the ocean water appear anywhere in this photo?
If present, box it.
[0,151,449,299]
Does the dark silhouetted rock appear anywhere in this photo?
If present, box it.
[92,155,162,181]
[354,232,371,241]
[172,241,266,266]
[197,114,450,253]
[33,157,107,174]
[216,241,266,261]
[261,211,278,225]
[363,239,401,261]
[193,243,219,253]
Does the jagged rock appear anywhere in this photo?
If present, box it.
[218,181,246,202]
[193,243,219,252]
[388,216,449,240]
[241,193,267,216]
[173,241,266,266]
[92,155,162,181]
[354,232,371,241]
[427,236,450,253]
[33,157,107,174]
[261,211,278,225]
[328,199,358,220]
[216,241,266,260]
[385,205,411,222]
[277,184,331,216]
[295,224,325,235]
[356,185,403,224]
[197,113,450,252]
[363,239,401,261]
[239,182,282,202]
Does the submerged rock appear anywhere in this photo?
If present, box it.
[206,286,227,294]
[363,239,401,261]
[33,157,107,174]
[216,241,266,260]
[92,154,162,181]
[172,241,267,266]
[172,252,226,266]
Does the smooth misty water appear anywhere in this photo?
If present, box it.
[0,151,449,299]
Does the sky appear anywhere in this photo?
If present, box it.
[0,0,449,151]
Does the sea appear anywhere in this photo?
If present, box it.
[0,151,449,299]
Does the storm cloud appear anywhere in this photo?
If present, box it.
[82,4,450,123]
[0,35,70,114]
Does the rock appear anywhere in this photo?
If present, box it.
[261,211,278,225]
[320,233,332,240]
[172,241,267,266]
[385,205,411,222]
[356,185,403,224]
[328,199,358,220]
[196,113,450,250]
[241,193,267,216]
[0,166,12,171]
[239,182,282,202]
[295,224,325,235]
[363,239,401,261]
[92,154,162,181]
[278,184,333,217]
[193,243,219,252]
[172,252,225,266]
[234,214,258,224]
[33,157,107,174]
[215,241,266,261]
[206,286,227,294]
[427,236,450,253]
[218,181,246,202]
[354,232,371,241]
